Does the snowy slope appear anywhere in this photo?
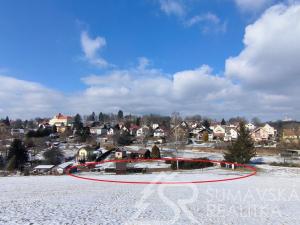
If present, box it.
[0,167,300,225]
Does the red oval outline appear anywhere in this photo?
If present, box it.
[67,158,257,185]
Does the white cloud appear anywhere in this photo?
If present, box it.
[0,75,64,119]
[225,3,300,119]
[185,13,220,27]
[80,31,109,68]
[159,0,185,17]
[0,64,237,119]
[185,12,227,34]
[157,1,226,34]
[226,3,300,92]
[137,57,150,70]
[68,64,243,118]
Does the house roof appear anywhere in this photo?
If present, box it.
[154,127,164,132]
[57,161,74,169]
[252,127,263,133]
[90,126,106,130]
[197,127,213,133]
[130,125,140,130]
[34,165,55,169]
[225,127,237,133]
[77,146,94,152]
[55,113,72,120]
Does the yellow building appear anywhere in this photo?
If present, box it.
[76,147,95,162]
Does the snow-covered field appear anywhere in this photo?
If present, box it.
[1,166,300,225]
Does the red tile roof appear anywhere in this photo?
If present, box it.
[55,113,72,120]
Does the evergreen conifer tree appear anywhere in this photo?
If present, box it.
[7,139,28,171]
[151,145,161,159]
[224,122,256,164]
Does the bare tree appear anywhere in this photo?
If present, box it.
[168,112,189,169]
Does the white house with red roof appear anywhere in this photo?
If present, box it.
[49,113,73,129]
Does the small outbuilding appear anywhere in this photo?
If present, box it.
[56,161,74,174]
[33,165,55,174]
[115,148,127,159]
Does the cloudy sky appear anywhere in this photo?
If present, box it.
[0,0,300,120]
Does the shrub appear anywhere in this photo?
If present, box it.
[0,155,5,169]
[202,132,209,142]
[171,157,213,170]
[151,145,161,159]
[43,148,64,165]
[26,127,52,138]
[113,133,132,146]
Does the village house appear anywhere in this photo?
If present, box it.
[250,124,277,142]
[190,126,206,138]
[180,121,188,128]
[120,125,129,134]
[90,126,107,135]
[153,127,165,137]
[37,120,52,129]
[136,125,150,137]
[251,127,269,142]
[197,128,213,141]
[224,127,238,142]
[107,127,115,136]
[190,122,200,129]
[188,125,212,141]
[49,113,73,133]
[190,127,202,137]
[10,128,25,136]
[129,124,140,136]
[245,123,256,131]
[152,123,159,130]
[263,124,277,138]
[212,125,226,140]
[76,147,98,162]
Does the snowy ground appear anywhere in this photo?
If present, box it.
[167,148,300,165]
[126,145,295,164]
[1,166,300,225]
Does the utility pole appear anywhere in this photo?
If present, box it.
[172,112,179,170]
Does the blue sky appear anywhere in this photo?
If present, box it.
[0,0,245,92]
[1,0,300,120]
